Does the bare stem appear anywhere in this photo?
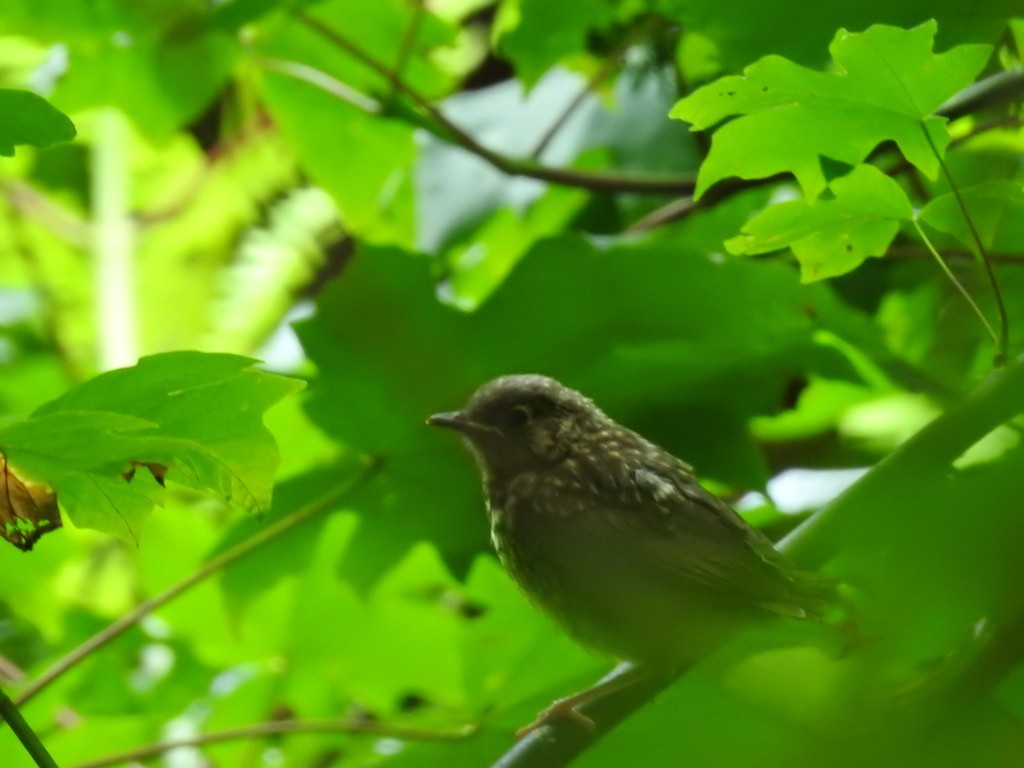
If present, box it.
[68,717,474,768]
[292,12,694,196]
[912,218,998,344]
[921,126,1009,363]
[91,108,138,372]
[0,685,59,768]
[530,17,659,160]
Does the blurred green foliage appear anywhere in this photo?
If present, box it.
[0,1,1023,767]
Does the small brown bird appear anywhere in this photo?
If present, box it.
[428,374,834,736]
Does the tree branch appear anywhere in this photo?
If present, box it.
[491,663,676,768]
[293,12,695,196]
[529,16,660,160]
[780,351,1024,565]
[68,716,473,768]
[937,69,1024,121]
[0,685,59,768]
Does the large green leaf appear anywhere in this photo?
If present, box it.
[671,22,991,198]
[0,352,303,543]
[494,0,616,87]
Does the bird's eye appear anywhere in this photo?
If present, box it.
[505,404,532,429]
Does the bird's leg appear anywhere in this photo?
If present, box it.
[516,661,651,739]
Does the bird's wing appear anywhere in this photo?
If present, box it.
[571,458,831,617]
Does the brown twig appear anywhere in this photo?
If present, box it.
[529,17,660,160]
[135,112,279,227]
[0,179,88,245]
[293,12,695,196]
[68,717,475,768]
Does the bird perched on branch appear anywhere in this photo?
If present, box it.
[428,374,835,737]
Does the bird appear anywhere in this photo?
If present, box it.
[427,374,835,737]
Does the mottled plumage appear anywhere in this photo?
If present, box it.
[429,374,833,669]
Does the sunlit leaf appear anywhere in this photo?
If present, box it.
[672,22,991,197]
[726,165,913,280]
[0,353,303,544]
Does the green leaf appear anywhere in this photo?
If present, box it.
[0,352,304,543]
[671,22,991,198]
[0,89,76,156]
[726,165,913,281]
[2,1,237,140]
[494,0,615,87]
[0,412,163,542]
[657,0,1014,75]
[918,180,1024,252]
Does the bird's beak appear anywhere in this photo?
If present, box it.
[426,410,469,431]
[427,411,501,436]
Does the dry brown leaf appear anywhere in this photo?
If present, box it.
[121,460,168,486]
[0,454,61,551]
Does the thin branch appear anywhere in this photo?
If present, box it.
[911,218,998,344]
[390,0,425,96]
[922,128,1009,363]
[259,58,381,114]
[0,179,89,245]
[936,68,1024,121]
[0,654,25,685]
[91,108,138,372]
[781,351,1024,564]
[68,717,474,768]
[625,196,699,233]
[14,459,382,708]
[293,12,695,195]
[624,175,773,233]
[134,111,279,227]
[529,79,601,162]
[0,685,60,768]
[529,17,659,160]
[491,663,676,768]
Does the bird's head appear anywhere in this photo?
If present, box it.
[428,374,606,479]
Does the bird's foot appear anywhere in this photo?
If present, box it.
[515,695,598,739]
[513,662,651,740]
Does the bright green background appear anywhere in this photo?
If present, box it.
[1,1,1023,767]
